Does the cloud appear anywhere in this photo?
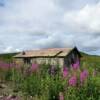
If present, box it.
[0,0,100,55]
[3,46,20,53]
[63,2,100,33]
[34,33,74,49]
[55,0,99,10]
[62,2,100,53]
[0,0,61,34]
[0,0,5,7]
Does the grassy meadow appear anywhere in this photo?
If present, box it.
[0,52,100,100]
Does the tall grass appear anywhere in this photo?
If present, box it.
[0,56,100,100]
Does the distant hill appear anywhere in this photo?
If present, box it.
[80,52,100,71]
[0,53,18,62]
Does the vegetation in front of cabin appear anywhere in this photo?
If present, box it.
[0,53,100,100]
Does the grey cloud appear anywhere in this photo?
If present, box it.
[0,0,100,55]
[0,0,5,7]
[34,33,74,49]
[55,0,99,10]
[0,3,4,7]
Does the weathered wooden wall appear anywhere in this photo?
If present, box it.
[14,48,81,67]
[14,58,24,64]
[64,49,80,67]
[31,57,64,67]
[14,57,64,67]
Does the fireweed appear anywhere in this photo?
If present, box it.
[68,75,77,86]
[31,63,38,72]
[80,69,88,84]
[0,60,99,100]
[0,61,16,70]
[63,67,68,78]
[71,60,80,70]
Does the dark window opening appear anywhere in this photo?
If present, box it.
[71,58,75,64]
[24,58,31,64]
[64,58,70,67]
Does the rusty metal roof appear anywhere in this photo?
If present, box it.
[14,48,73,58]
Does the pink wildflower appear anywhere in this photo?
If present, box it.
[80,70,88,84]
[63,67,68,78]
[31,63,38,72]
[0,61,12,70]
[69,76,77,86]
[71,60,80,70]
[59,92,64,100]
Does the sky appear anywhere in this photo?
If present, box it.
[0,0,100,55]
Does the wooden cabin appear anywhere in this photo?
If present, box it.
[14,47,81,67]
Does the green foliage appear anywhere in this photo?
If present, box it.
[0,53,17,62]
[48,76,64,100]
[21,73,42,96]
[0,52,100,100]
[4,69,13,81]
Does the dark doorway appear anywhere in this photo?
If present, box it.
[23,58,31,64]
